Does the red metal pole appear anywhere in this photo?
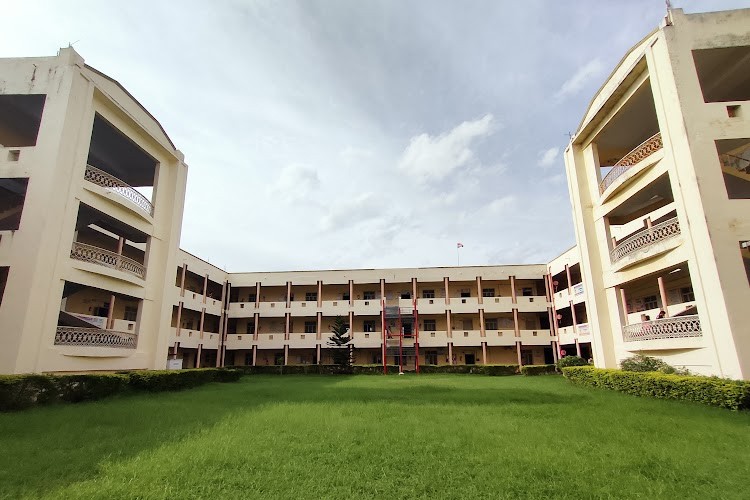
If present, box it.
[382,300,387,374]
[414,298,420,374]
[398,307,403,373]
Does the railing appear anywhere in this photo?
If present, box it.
[599,132,663,194]
[55,326,137,348]
[70,242,146,279]
[84,164,154,216]
[610,217,680,263]
[622,314,701,342]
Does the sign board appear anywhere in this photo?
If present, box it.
[166,358,183,370]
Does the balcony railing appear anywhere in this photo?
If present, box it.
[84,164,154,216]
[610,217,680,264]
[70,241,146,279]
[622,314,701,342]
[55,326,137,348]
[599,132,663,194]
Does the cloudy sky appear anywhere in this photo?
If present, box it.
[3,1,746,272]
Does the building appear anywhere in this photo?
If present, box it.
[0,48,187,373]
[564,8,750,378]
[167,250,584,371]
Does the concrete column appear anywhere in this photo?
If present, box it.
[547,307,555,336]
[565,264,572,293]
[552,341,559,363]
[657,276,669,317]
[510,276,517,304]
[481,342,487,365]
[172,342,178,356]
[516,341,523,367]
[196,343,202,368]
[513,308,520,337]
[620,287,629,325]
[116,236,125,255]
[448,342,453,365]
[476,276,483,304]
[380,279,385,302]
[570,301,578,333]
[252,345,257,366]
[180,265,187,297]
[316,343,321,364]
[348,280,354,306]
[348,311,354,338]
[284,344,289,366]
[107,294,116,329]
[479,309,486,337]
[316,312,322,340]
[543,273,551,302]
[175,302,183,336]
[412,278,417,302]
[446,310,452,338]
[444,277,450,305]
[255,282,261,309]
[317,280,322,307]
[285,313,290,340]
[575,338,582,357]
[202,274,208,304]
[253,313,259,341]
[645,217,652,229]
[199,308,205,339]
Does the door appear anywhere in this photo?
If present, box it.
[465,353,475,365]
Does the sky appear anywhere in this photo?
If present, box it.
[2,0,747,272]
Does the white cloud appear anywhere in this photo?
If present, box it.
[267,164,320,203]
[555,59,605,100]
[397,114,495,182]
[486,195,516,213]
[319,192,379,231]
[537,147,559,167]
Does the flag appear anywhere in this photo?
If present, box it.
[457,242,464,248]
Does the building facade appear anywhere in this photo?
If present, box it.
[564,8,750,378]
[0,48,187,373]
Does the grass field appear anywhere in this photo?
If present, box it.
[1,374,749,499]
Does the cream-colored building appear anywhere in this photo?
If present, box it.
[564,8,750,378]
[0,48,187,374]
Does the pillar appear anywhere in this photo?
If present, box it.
[657,276,669,317]
[552,341,559,363]
[253,313,259,341]
[513,308,520,337]
[252,345,257,366]
[348,280,354,306]
[476,276,483,304]
[620,287,629,325]
[255,282,261,308]
[317,312,322,340]
[175,302,183,336]
[448,342,454,365]
[286,281,292,307]
[570,301,578,332]
[107,294,116,329]
[444,277,450,305]
[446,310,452,338]
[565,264,572,293]
[348,311,354,339]
[180,265,187,297]
[196,343,202,368]
[516,341,523,367]
[380,279,385,302]
[285,313,290,340]
[412,277,418,302]
[172,342,178,356]
[543,273,551,302]
[481,342,487,365]
[202,274,208,303]
[575,338,582,357]
[547,307,556,336]
[317,280,322,307]
[510,276,517,304]
[199,308,205,339]
[479,309,486,337]
[316,344,321,364]
[284,345,289,366]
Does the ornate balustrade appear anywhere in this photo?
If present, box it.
[622,315,701,342]
[70,242,146,279]
[610,217,680,264]
[84,164,154,216]
[599,132,663,194]
[55,326,137,348]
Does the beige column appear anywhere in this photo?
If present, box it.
[380,279,385,302]
[479,309,486,337]
[253,313,259,341]
[565,264,572,293]
[645,217,652,229]
[317,280,322,307]
[180,265,187,297]
[444,277,450,305]
[620,287,629,325]
[202,274,208,304]
[552,341,559,363]
[252,345,257,366]
[412,278,417,302]
[316,312,322,340]
[348,311,354,339]
[513,308,520,337]
[481,342,487,365]
[172,342,178,356]
[285,313,290,340]
[286,281,292,307]
[348,280,354,306]
[284,345,289,366]
[446,310,452,338]
[476,276,483,304]
[255,282,261,308]
[448,342,454,365]
[657,276,669,316]
[175,302,183,336]
[510,276,517,304]
[516,341,523,366]
[575,338,582,357]
[570,301,578,332]
[199,308,205,339]
[196,343,202,368]
[543,273,551,302]
[316,343,321,364]
[106,294,116,329]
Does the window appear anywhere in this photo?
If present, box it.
[400,292,411,299]
[522,287,533,296]
[363,320,376,332]
[304,321,316,334]
[363,291,376,300]
[462,319,473,330]
[460,290,471,298]
[425,351,438,365]
[485,318,498,330]
[482,288,495,297]
[246,322,255,335]
[305,292,317,302]
[499,317,514,329]
[123,306,138,322]
[521,351,534,366]
[248,294,256,302]
[643,295,658,310]
[422,289,435,298]
[423,319,436,331]
[680,287,695,302]
[342,292,350,300]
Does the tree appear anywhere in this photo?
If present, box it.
[327,315,353,367]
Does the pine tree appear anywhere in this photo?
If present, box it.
[327,315,353,367]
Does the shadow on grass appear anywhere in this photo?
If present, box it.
[0,375,575,497]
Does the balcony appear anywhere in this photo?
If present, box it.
[55,326,137,349]
[84,164,154,217]
[70,241,146,279]
[622,315,702,342]
[599,132,663,194]
[610,217,681,265]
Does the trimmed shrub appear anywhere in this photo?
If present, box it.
[127,368,240,392]
[0,374,58,411]
[485,365,520,376]
[620,354,689,375]
[562,366,750,410]
[557,355,588,369]
[55,374,129,402]
[418,364,518,375]
[521,364,557,376]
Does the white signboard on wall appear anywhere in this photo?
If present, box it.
[166,358,183,370]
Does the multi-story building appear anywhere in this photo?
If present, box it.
[564,8,750,378]
[0,48,187,373]
[167,251,566,371]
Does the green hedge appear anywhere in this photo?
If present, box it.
[0,368,242,412]
[419,364,518,375]
[562,366,750,410]
[521,364,557,376]
[230,364,520,375]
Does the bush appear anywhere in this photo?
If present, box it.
[562,366,750,410]
[417,364,518,375]
[521,364,557,376]
[485,365,520,376]
[620,354,689,375]
[0,374,59,411]
[557,356,588,369]
[55,374,129,402]
[127,368,240,392]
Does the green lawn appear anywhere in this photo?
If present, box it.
[1,375,749,499]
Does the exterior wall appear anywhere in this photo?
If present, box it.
[0,48,187,374]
